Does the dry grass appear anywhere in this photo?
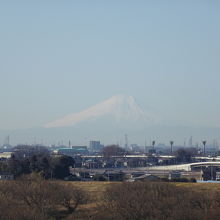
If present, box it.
[64,181,220,200]
[63,182,121,219]
[69,182,119,198]
[66,181,220,219]
[28,181,219,219]
[2,180,220,219]
[68,181,220,195]
[174,182,220,192]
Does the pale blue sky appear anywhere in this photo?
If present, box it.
[1,0,220,130]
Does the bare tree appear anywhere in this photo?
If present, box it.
[92,182,220,220]
[0,173,88,219]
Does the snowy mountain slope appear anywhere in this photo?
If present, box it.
[44,95,155,128]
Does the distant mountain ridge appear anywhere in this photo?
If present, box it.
[44,94,156,128]
[2,95,220,145]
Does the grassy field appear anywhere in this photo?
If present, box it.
[70,181,118,198]
[2,178,220,220]
[174,182,220,191]
[66,181,220,219]
[70,181,220,194]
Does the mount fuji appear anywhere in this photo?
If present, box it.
[44,95,156,128]
[2,94,220,145]
[0,95,160,146]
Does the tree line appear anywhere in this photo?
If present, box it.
[1,177,220,220]
[0,145,74,179]
[93,182,220,220]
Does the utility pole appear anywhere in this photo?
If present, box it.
[202,141,207,156]
[152,141,156,152]
[170,141,174,155]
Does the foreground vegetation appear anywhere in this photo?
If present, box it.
[0,146,75,179]
[1,176,220,220]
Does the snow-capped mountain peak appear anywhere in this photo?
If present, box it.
[44,94,154,128]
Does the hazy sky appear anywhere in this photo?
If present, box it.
[1,1,220,130]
